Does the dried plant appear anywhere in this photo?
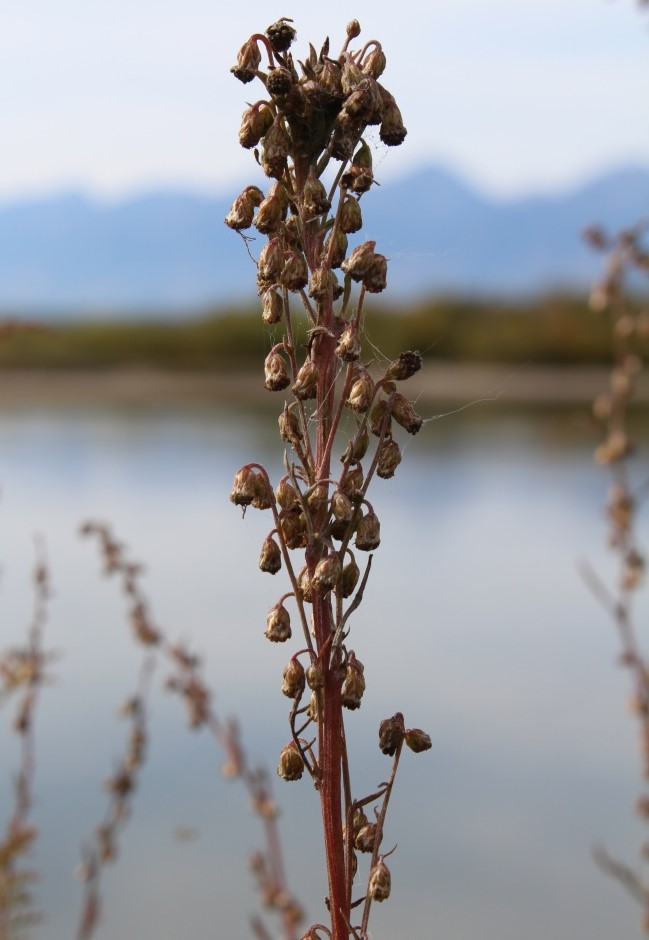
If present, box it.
[226,17,430,940]
[582,222,649,927]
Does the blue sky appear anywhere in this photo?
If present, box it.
[2,0,647,201]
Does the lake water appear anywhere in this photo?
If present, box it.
[1,401,648,939]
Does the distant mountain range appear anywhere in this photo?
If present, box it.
[0,164,647,316]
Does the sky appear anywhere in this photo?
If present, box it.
[1,0,648,202]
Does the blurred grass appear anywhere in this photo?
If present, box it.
[0,294,646,370]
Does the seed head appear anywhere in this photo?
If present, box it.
[363,253,388,293]
[379,712,405,756]
[368,857,391,901]
[355,510,380,551]
[282,658,306,699]
[331,489,354,523]
[266,603,292,642]
[405,727,432,753]
[266,18,297,53]
[298,565,313,603]
[342,654,366,709]
[264,349,291,391]
[385,350,422,381]
[370,397,392,436]
[323,229,349,269]
[277,741,304,781]
[230,465,259,506]
[341,424,370,461]
[340,464,364,501]
[225,185,264,231]
[341,164,374,195]
[259,535,282,574]
[276,477,300,511]
[319,57,343,97]
[307,482,329,515]
[239,102,274,149]
[280,511,307,549]
[392,392,423,434]
[341,57,363,95]
[278,405,304,446]
[376,438,401,479]
[346,19,361,40]
[362,45,387,79]
[378,87,407,146]
[266,65,294,96]
[308,267,335,301]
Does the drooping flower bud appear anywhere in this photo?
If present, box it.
[266,18,297,53]
[258,237,285,282]
[341,424,369,461]
[261,116,291,179]
[281,250,309,291]
[306,660,324,690]
[379,713,405,756]
[342,654,365,709]
[362,45,387,79]
[259,535,282,574]
[313,553,342,592]
[341,240,376,281]
[341,164,374,195]
[368,858,391,901]
[283,214,303,251]
[319,57,343,97]
[346,368,374,413]
[231,37,262,84]
[276,477,300,511]
[254,183,288,234]
[341,77,383,126]
[336,324,361,362]
[303,168,331,217]
[352,138,373,170]
[340,464,364,501]
[379,87,407,146]
[277,741,304,781]
[363,253,388,293]
[370,397,392,436]
[323,229,348,269]
[251,475,273,510]
[331,489,354,523]
[262,288,283,324]
[291,359,319,400]
[355,510,380,551]
[280,511,307,549]
[341,57,363,95]
[376,438,401,479]
[339,196,363,234]
[405,728,432,753]
[307,691,320,723]
[330,124,357,162]
[298,565,313,603]
[230,466,258,506]
[385,350,422,381]
[308,267,335,301]
[340,557,360,598]
[278,405,304,446]
[392,393,423,434]
[266,66,293,97]
[224,185,264,231]
[265,603,292,642]
[281,658,306,699]
[354,822,379,853]
[264,349,291,391]
[239,102,274,149]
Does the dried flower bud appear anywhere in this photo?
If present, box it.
[341,424,370,462]
[405,728,432,753]
[277,741,304,781]
[258,237,285,282]
[346,369,374,413]
[303,169,331,216]
[341,57,363,95]
[331,489,354,523]
[379,713,405,755]
[225,185,264,231]
[350,806,368,838]
[266,18,296,53]
[281,250,309,291]
[392,392,423,434]
[276,477,300,511]
[313,554,342,591]
[376,438,401,479]
[341,240,376,281]
[354,822,379,853]
[251,475,273,510]
[306,661,324,690]
[239,102,274,149]
[231,37,262,84]
[254,183,288,234]
[298,565,313,603]
[340,464,364,501]
[291,359,319,400]
[342,654,365,709]
[339,196,363,234]
[330,124,358,161]
[336,324,361,362]
[283,214,303,251]
[346,19,361,40]
[385,350,423,381]
[370,397,392,436]
[379,88,407,146]
[319,57,343,97]
[363,253,387,293]
[261,117,291,179]
[307,690,320,723]
[323,229,348,269]
[262,288,283,324]
[280,511,307,549]
[341,77,383,126]
[368,857,391,901]
[266,65,293,96]
[282,658,306,699]
[355,510,380,551]
[340,558,360,598]
[266,603,292,642]
[278,405,304,446]
[230,465,258,506]
[259,535,282,574]
[362,45,386,79]
[264,349,291,391]
[309,267,335,300]
[341,164,374,195]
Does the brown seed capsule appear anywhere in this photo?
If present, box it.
[280,511,307,550]
[341,424,370,462]
[330,124,358,162]
[378,87,407,146]
[281,250,309,291]
[306,691,320,723]
[340,558,360,598]
[354,822,379,853]
[254,183,288,235]
[258,237,285,282]
[376,438,401,479]
[341,57,363,95]
[259,535,282,574]
[405,728,432,753]
[277,741,304,781]
[352,141,374,172]
[341,164,374,195]
[231,38,262,84]
[225,185,264,231]
[385,350,423,381]
[368,858,391,901]
[342,77,382,126]
[283,213,303,251]
[308,267,335,301]
[379,713,405,756]
[261,117,291,179]
[276,477,300,511]
[313,554,342,591]
[291,359,319,400]
[323,229,348,269]
[278,406,304,447]
[350,806,368,839]
[264,349,291,391]
[363,253,388,293]
[342,655,365,709]
[340,465,364,501]
[319,57,343,97]
[392,392,423,434]
[306,661,324,690]
[262,288,283,324]
[239,102,274,149]
[370,397,392,436]
[346,369,374,413]
[266,18,297,53]
[362,45,387,79]
[339,196,363,234]
[251,475,273,510]
[355,510,380,551]
[282,658,306,699]
[266,603,291,642]
[307,482,329,515]
[303,169,331,216]
[346,19,361,40]
[331,489,354,523]
[298,565,313,603]
[341,240,376,281]
[336,325,361,362]
[266,66,293,96]
[230,465,258,506]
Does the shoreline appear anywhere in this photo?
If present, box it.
[0,364,647,408]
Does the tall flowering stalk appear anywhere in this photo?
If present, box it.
[227,17,430,940]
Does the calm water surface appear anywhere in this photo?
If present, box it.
[0,403,647,939]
